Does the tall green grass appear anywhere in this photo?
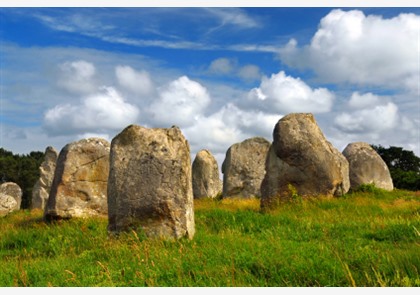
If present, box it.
[0,188,419,286]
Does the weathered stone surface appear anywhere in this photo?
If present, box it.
[0,195,18,217]
[45,138,110,220]
[192,149,222,199]
[222,137,270,198]
[31,146,58,210]
[107,125,195,239]
[0,182,22,217]
[261,113,350,210]
[342,142,394,191]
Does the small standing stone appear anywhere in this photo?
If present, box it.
[0,182,22,217]
[192,149,222,199]
[342,142,394,191]
[31,146,58,210]
[222,137,270,198]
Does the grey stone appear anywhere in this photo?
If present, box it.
[222,137,271,198]
[45,138,110,220]
[107,125,195,240]
[192,149,222,199]
[31,146,58,210]
[0,182,22,217]
[261,113,350,211]
[342,142,394,191]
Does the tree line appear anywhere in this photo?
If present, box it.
[0,148,44,209]
[0,145,419,209]
[371,145,420,191]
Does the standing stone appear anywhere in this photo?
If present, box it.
[107,125,195,239]
[192,149,222,199]
[0,182,22,217]
[44,138,110,220]
[222,137,271,198]
[31,146,58,210]
[342,142,394,191]
[261,113,350,211]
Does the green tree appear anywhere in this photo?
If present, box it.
[0,148,45,209]
[371,145,420,191]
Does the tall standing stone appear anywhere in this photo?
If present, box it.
[31,146,58,210]
[107,125,195,239]
[342,142,394,191]
[44,138,110,220]
[222,137,271,198]
[0,182,22,217]
[261,113,350,211]
[192,149,222,199]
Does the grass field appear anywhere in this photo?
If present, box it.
[0,186,419,287]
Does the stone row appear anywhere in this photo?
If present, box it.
[1,113,394,240]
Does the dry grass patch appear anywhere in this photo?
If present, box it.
[380,198,420,211]
[194,197,260,212]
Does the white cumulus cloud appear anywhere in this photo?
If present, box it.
[247,71,334,114]
[57,60,97,94]
[184,103,279,157]
[279,9,420,92]
[325,91,419,157]
[44,86,139,135]
[347,92,382,109]
[184,111,242,155]
[115,65,154,96]
[218,103,279,140]
[334,92,399,134]
[148,76,211,127]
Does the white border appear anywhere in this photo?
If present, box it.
[1,0,420,8]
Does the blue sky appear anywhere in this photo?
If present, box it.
[1,6,419,167]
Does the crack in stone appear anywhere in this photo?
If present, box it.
[70,155,107,177]
[69,180,107,183]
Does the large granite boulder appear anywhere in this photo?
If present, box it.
[107,125,195,240]
[222,137,270,198]
[0,182,22,217]
[192,149,222,199]
[342,142,394,191]
[261,113,350,211]
[31,146,58,210]
[44,138,110,220]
